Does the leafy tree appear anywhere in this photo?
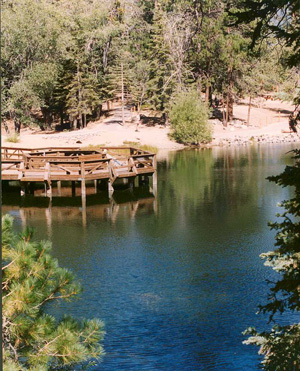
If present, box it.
[2,215,105,370]
[243,150,300,370]
[24,62,60,129]
[8,79,41,133]
[169,89,212,145]
[229,0,300,67]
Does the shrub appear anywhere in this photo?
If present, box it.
[6,132,20,143]
[169,90,212,145]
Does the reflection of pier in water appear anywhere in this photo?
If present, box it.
[2,188,157,233]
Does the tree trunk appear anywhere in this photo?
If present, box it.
[73,118,77,130]
[205,84,210,105]
[60,111,64,126]
[14,119,21,133]
[222,94,226,127]
[225,93,229,126]
[79,115,83,129]
[247,96,252,126]
[3,121,9,134]
[83,114,87,128]
[96,105,102,119]
[228,92,234,121]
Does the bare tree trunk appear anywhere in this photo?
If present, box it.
[222,94,226,127]
[247,96,252,126]
[205,84,210,105]
[225,93,229,126]
[103,37,112,72]
[83,114,87,128]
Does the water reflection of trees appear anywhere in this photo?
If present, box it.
[157,145,294,235]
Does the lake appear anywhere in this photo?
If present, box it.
[2,143,297,370]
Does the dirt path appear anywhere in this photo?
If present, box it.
[2,99,299,150]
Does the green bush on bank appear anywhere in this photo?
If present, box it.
[169,90,212,145]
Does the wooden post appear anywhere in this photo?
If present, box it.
[46,182,52,197]
[18,162,24,181]
[81,162,86,198]
[108,180,114,198]
[94,179,98,193]
[81,180,86,198]
[57,181,61,196]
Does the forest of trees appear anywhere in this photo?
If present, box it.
[2,0,299,134]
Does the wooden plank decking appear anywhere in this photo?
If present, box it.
[1,146,157,196]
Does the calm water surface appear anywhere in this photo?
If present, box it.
[3,144,297,370]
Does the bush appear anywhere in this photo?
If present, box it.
[169,90,212,145]
[6,132,20,143]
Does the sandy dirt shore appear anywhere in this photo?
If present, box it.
[2,99,299,151]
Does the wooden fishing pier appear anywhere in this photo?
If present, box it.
[1,146,157,197]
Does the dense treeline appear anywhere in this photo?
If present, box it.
[1,0,299,133]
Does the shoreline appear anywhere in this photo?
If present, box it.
[2,100,300,152]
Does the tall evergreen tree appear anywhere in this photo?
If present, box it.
[243,150,300,370]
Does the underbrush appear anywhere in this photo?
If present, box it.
[5,133,20,143]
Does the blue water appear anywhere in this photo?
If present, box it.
[3,143,297,370]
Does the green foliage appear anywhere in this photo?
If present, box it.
[243,150,300,370]
[230,0,300,67]
[2,0,297,131]
[8,79,41,128]
[5,133,20,143]
[169,90,212,145]
[2,215,105,370]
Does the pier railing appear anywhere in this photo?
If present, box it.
[2,146,157,196]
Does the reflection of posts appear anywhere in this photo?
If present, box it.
[110,202,119,223]
[19,208,27,230]
[81,196,87,229]
[45,204,52,239]
[130,201,139,219]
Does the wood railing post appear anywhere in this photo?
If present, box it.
[44,162,52,197]
[81,161,86,198]
[152,155,157,186]
[18,162,24,181]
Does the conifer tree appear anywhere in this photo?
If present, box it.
[243,150,300,370]
[2,215,105,370]
[148,2,173,111]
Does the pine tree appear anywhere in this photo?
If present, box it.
[243,150,300,370]
[148,2,173,111]
[2,215,105,370]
